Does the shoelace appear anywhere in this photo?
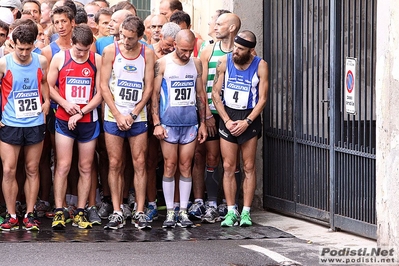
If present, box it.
[109,214,122,223]
[166,211,175,221]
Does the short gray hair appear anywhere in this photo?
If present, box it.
[161,22,181,40]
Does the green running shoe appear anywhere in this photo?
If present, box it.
[239,210,252,227]
[221,209,240,227]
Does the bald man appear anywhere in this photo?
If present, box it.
[189,13,242,223]
[150,14,168,44]
[152,29,207,228]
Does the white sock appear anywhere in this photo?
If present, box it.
[227,205,236,212]
[194,198,204,205]
[179,176,192,210]
[162,176,175,210]
[148,201,157,209]
[208,201,217,208]
[242,206,251,213]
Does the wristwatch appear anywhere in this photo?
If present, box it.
[130,113,138,120]
[245,117,253,125]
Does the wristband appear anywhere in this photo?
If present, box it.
[154,123,161,127]
[80,110,84,116]
[206,115,213,120]
[224,119,231,125]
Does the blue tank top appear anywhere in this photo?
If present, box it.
[160,54,198,126]
[223,53,261,110]
[1,53,45,127]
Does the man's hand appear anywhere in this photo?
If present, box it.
[198,123,208,144]
[153,124,168,140]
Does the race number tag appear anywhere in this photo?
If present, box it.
[170,80,195,107]
[114,79,143,107]
[224,81,250,109]
[13,90,42,118]
[65,77,91,104]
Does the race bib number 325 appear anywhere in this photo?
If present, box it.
[13,90,42,118]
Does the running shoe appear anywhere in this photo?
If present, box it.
[133,212,151,230]
[104,213,124,230]
[98,201,113,219]
[23,212,40,231]
[217,203,228,220]
[34,200,52,218]
[202,205,220,223]
[239,210,252,227]
[121,203,132,220]
[52,210,66,229]
[162,210,176,228]
[73,211,92,229]
[145,205,158,222]
[1,214,19,231]
[188,201,206,220]
[87,206,101,225]
[221,209,240,227]
[177,210,194,228]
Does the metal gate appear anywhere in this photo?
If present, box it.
[262,0,376,239]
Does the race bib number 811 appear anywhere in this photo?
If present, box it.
[65,77,91,104]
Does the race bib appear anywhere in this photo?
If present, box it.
[13,90,42,118]
[65,77,91,104]
[170,80,195,107]
[224,81,250,110]
[114,79,143,108]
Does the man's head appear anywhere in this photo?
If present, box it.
[208,9,230,38]
[84,2,100,32]
[40,0,55,25]
[22,0,40,23]
[150,14,167,43]
[0,19,9,46]
[120,15,143,51]
[143,14,154,42]
[94,7,111,38]
[71,24,93,58]
[169,10,190,30]
[214,13,241,40]
[232,30,256,65]
[159,22,180,54]
[51,6,75,37]
[159,0,182,21]
[12,24,36,62]
[75,6,87,25]
[113,1,136,16]
[93,0,108,8]
[108,9,131,37]
[0,0,22,20]
[174,29,195,63]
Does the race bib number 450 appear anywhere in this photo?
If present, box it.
[13,90,42,118]
[224,82,250,110]
[65,77,91,104]
[114,79,143,107]
[170,80,195,107]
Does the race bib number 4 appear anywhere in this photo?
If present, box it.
[65,77,91,104]
[13,90,42,118]
[170,80,195,107]
[224,81,250,110]
[114,79,143,107]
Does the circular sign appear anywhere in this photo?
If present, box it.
[346,70,354,93]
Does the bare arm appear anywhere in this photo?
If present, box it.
[39,55,50,115]
[194,58,207,143]
[246,60,269,121]
[151,58,168,139]
[151,58,163,126]
[129,47,155,122]
[100,45,121,118]
[81,53,103,113]
[211,56,229,124]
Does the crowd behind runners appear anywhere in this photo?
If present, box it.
[0,0,269,232]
